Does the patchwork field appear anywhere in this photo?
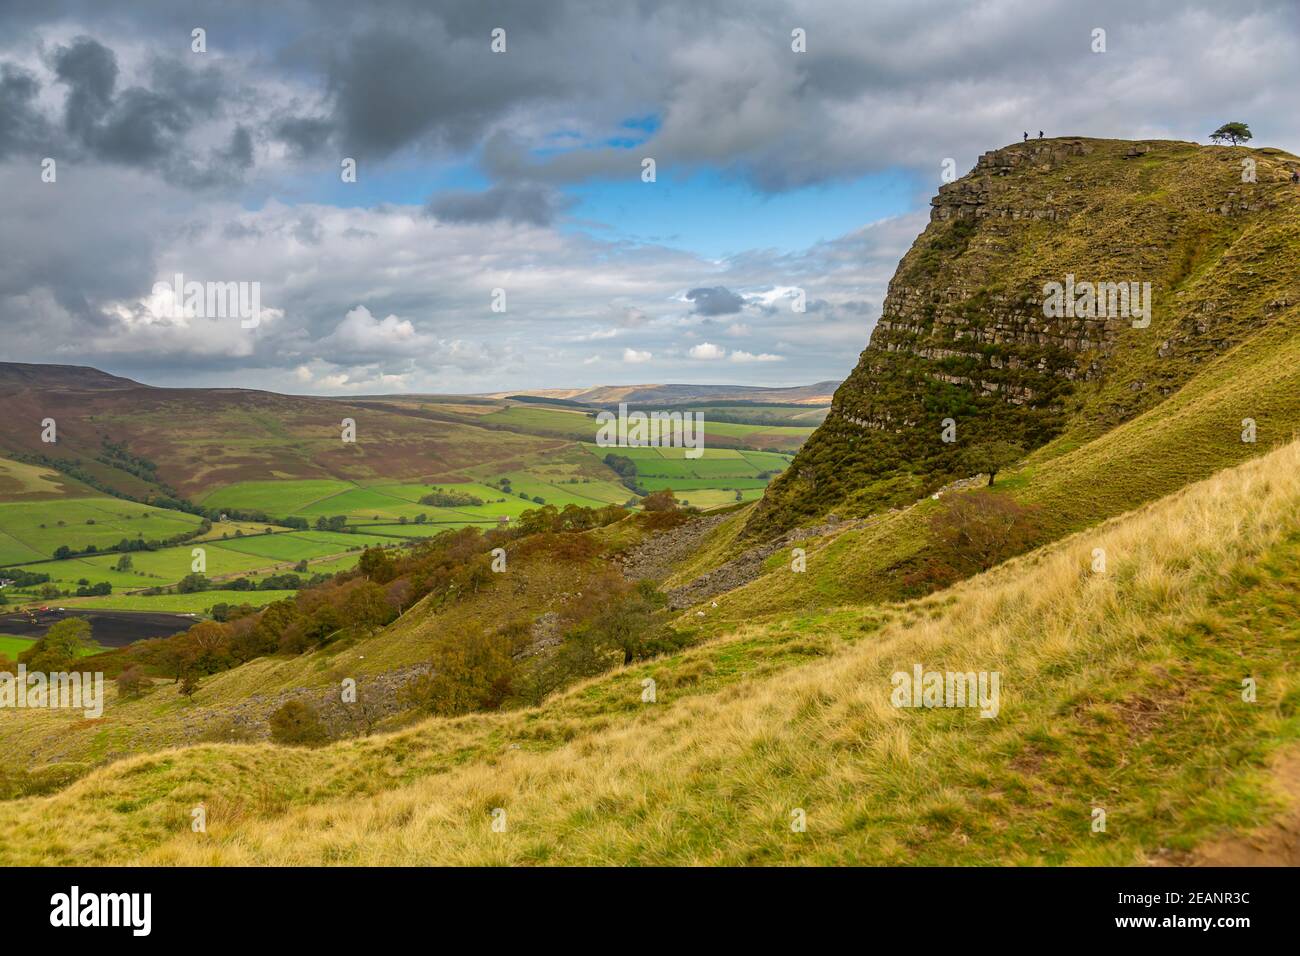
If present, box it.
[1,526,406,609]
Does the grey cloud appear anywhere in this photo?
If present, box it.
[148,56,225,117]
[686,286,746,316]
[8,2,1300,197]
[426,183,573,227]
[94,87,188,163]
[292,214,323,244]
[274,115,333,157]
[45,37,255,186]
[0,64,48,157]
[53,37,117,142]
[223,125,254,169]
[222,220,262,240]
[326,27,562,158]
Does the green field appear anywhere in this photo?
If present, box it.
[672,488,765,509]
[211,529,399,562]
[61,589,299,613]
[201,479,510,524]
[0,634,104,658]
[475,403,816,451]
[575,443,791,509]
[0,497,204,564]
[0,634,34,658]
[478,405,598,439]
[200,479,354,514]
[676,403,829,425]
[638,477,769,490]
[584,444,790,479]
[351,522,492,538]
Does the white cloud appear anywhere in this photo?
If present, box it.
[327,306,421,356]
[730,350,783,363]
[688,342,726,360]
[623,347,653,364]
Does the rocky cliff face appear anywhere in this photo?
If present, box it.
[747,137,1300,537]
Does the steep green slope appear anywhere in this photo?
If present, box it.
[750,138,1300,537]
[682,298,1300,628]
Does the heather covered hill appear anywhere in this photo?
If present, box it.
[0,363,143,392]
[749,138,1300,537]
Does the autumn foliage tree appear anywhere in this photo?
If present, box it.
[402,626,519,716]
[269,700,329,746]
[929,489,1043,577]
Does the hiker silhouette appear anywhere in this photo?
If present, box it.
[1023,131,1028,142]
[1039,130,1044,138]
[1292,169,1299,184]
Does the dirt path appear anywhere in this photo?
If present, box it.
[1182,750,1300,866]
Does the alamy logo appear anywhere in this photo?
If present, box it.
[50,886,151,936]
[890,663,1001,718]
[1042,274,1151,328]
[0,665,104,718]
[595,403,705,459]
[150,272,262,328]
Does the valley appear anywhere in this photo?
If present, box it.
[0,370,813,649]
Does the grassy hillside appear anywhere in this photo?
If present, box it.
[1,438,1296,864]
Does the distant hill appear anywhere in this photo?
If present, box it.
[483,381,840,406]
[0,363,564,501]
[0,362,144,392]
[0,362,822,504]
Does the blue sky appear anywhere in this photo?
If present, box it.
[266,129,921,262]
[564,169,920,260]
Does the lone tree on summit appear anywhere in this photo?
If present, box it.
[1209,122,1252,146]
